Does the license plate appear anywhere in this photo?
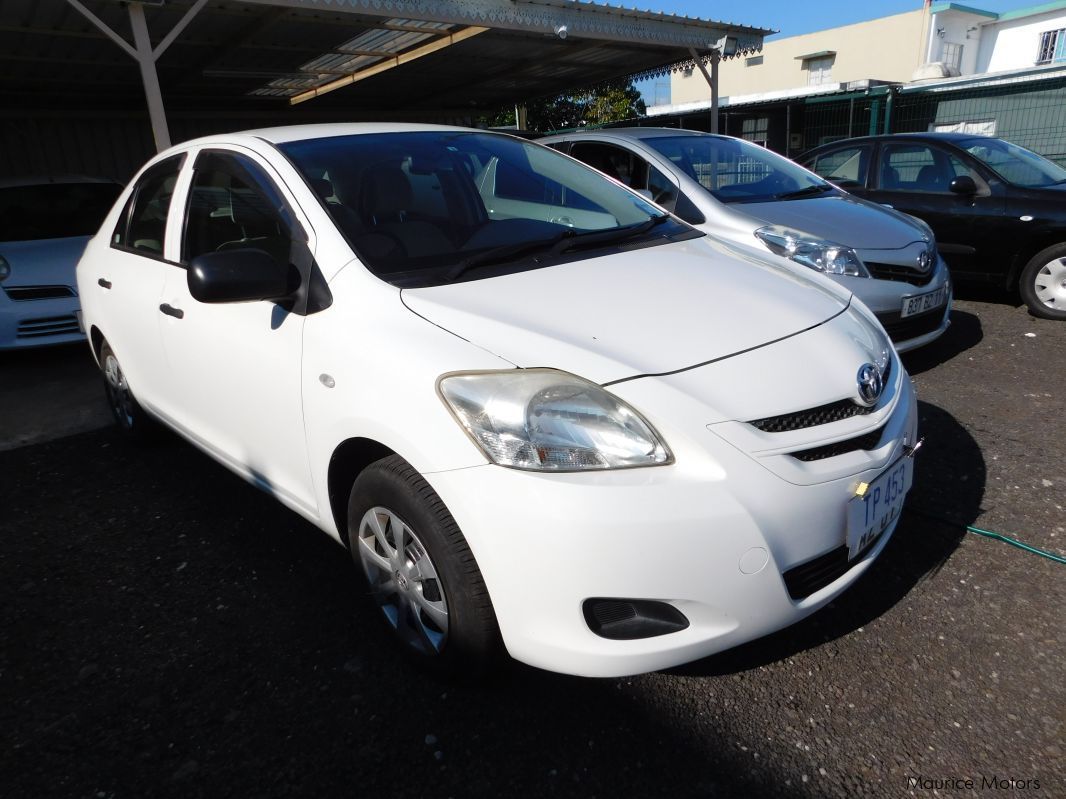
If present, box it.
[901,286,948,318]
[846,457,912,560]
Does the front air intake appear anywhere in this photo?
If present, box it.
[583,598,689,640]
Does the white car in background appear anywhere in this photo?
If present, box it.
[76,124,919,677]
[540,128,953,353]
[0,176,122,349]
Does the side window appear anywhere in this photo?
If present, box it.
[183,151,293,268]
[569,142,648,191]
[493,156,605,213]
[113,154,185,255]
[880,144,953,193]
[808,146,871,188]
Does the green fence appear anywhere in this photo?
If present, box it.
[796,77,1066,165]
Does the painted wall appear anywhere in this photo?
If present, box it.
[979,9,1066,72]
[671,10,926,106]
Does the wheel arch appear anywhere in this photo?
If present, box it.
[89,325,105,366]
[1006,232,1066,291]
[327,436,397,546]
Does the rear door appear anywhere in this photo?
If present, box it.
[85,154,186,412]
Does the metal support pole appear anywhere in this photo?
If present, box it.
[128,2,171,152]
[688,47,720,135]
[710,51,720,135]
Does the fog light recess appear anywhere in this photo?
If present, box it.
[582,598,690,640]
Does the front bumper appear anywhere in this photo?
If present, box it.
[829,258,952,353]
[425,375,919,677]
[0,290,84,350]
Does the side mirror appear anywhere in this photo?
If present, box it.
[949,175,977,195]
[188,248,296,304]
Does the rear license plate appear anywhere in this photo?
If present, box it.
[846,457,912,560]
[901,285,948,318]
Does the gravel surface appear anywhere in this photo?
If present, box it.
[1,296,1063,798]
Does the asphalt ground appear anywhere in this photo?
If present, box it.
[1,292,1063,799]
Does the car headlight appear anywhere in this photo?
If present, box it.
[437,369,672,471]
[754,225,869,278]
[0,254,10,283]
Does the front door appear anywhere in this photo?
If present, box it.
[157,148,317,515]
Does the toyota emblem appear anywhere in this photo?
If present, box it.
[856,363,884,406]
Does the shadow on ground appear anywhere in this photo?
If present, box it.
[670,400,982,678]
[1,427,815,799]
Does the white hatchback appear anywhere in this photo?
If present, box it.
[77,124,919,677]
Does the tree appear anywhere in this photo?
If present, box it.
[487,79,646,132]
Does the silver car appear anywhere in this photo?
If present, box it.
[539,128,952,352]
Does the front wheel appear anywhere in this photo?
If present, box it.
[346,455,501,672]
[1019,244,1066,320]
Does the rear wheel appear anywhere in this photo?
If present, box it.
[346,455,501,672]
[1019,244,1066,320]
[99,341,154,438]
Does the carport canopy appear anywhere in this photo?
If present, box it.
[1,0,769,150]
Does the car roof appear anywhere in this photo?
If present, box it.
[0,175,122,189]
[542,127,720,143]
[803,132,992,155]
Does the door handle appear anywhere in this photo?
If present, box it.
[97,278,112,289]
[159,303,184,319]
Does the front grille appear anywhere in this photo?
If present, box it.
[782,534,883,600]
[866,262,935,286]
[790,425,885,461]
[750,399,875,432]
[750,360,891,433]
[16,314,80,338]
[3,285,76,301]
[880,308,945,343]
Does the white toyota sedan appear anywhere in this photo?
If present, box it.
[76,124,919,677]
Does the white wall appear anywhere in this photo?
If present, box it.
[980,10,1066,72]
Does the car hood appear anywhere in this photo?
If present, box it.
[0,235,90,288]
[729,194,927,250]
[401,237,851,385]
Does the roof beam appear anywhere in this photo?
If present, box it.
[290,25,488,105]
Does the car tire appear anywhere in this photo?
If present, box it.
[99,340,155,439]
[1019,244,1066,320]
[346,455,501,672]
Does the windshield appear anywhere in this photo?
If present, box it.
[0,182,122,242]
[279,131,694,286]
[642,135,831,203]
[958,137,1066,188]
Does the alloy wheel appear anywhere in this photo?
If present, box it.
[356,506,449,655]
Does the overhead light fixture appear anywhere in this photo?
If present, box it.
[710,35,738,57]
[554,24,568,40]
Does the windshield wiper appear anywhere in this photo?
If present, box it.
[442,214,671,283]
[775,183,834,201]
[443,229,575,283]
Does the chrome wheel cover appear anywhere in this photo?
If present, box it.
[1034,257,1066,310]
[357,506,449,655]
[103,353,135,429]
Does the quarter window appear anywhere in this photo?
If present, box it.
[113,154,185,255]
[808,145,872,188]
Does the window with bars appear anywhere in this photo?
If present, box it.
[1037,29,1066,64]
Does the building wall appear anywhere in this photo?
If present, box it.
[979,8,1066,72]
[671,10,926,106]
